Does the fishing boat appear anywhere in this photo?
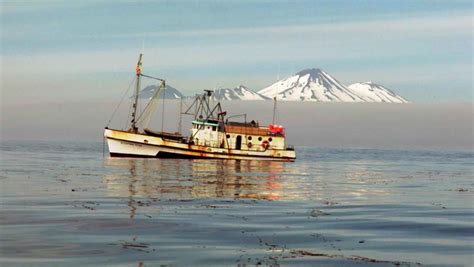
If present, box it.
[104,54,296,161]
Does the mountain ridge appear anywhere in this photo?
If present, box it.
[210,85,270,101]
[347,82,409,103]
[136,68,409,102]
[138,84,184,99]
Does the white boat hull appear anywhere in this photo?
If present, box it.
[107,138,161,157]
[104,128,296,161]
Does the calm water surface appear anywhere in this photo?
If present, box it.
[0,141,473,266]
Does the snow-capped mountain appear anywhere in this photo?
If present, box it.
[258,68,408,103]
[211,85,270,100]
[347,82,409,103]
[258,68,363,102]
[138,85,184,99]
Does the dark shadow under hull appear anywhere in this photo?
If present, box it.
[110,151,204,159]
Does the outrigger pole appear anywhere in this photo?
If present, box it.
[182,90,226,141]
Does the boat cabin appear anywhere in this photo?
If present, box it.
[191,119,286,151]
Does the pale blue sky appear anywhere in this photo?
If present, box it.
[1,0,473,103]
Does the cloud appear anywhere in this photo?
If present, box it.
[4,14,471,70]
[71,13,472,40]
[2,12,472,103]
[4,12,471,67]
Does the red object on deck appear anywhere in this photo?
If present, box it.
[268,124,285,136]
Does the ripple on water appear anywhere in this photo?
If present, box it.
[0,142,473,266]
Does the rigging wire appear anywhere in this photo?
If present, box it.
[135,80,165,129]
[106,76,136,128]
[181,98,190,109]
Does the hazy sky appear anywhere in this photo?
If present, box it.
[2,100,473,150]
[1,0,473,104]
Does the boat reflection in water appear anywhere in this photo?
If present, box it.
[103,158,286,203]
[103,157,393,206]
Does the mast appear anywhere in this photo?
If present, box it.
[272,96,277,125]
[131,53,143,132]
[178,98,183,134]
[161,87,165,132]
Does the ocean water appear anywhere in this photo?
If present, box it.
[0,141,472,266]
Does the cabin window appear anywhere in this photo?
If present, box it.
[258,137,262,141]
[207,126,210,130]
[268,137,273,142]
[226,134,230,138]
[248,136,252,140]
[212,126,217,131]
